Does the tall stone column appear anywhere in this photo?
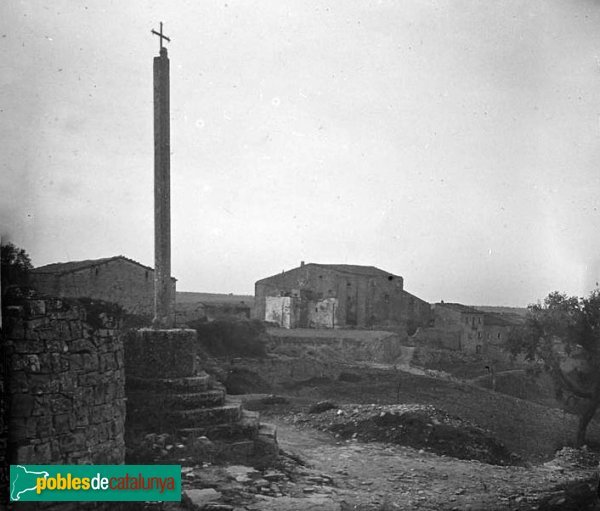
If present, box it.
[153,46,173,328]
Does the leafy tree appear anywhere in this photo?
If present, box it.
[1,242,32,296]
[506,290,600,446]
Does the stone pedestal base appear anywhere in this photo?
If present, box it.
[124,328,277,468]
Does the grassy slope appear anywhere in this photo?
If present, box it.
[472,369,562,409]
[283,367,600,462]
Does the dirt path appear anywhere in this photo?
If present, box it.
[273,419,599,510]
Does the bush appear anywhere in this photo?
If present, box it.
[188,319,267,358]
[224,368,271,394]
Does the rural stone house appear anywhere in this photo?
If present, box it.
[432,302,485,352]
[254,262,431,330]
[30,255,176,317]
[482,312,522,358]
[431,302,519,354]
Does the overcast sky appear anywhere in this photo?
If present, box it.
[2,0,600,305]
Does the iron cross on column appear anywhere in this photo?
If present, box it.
[151,22,171,50]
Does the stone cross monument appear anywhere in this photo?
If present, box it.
[123,24,278,468]
[151,22,173,328]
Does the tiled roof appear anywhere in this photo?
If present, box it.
[310,263,399,278]
[33,255,155,275]
[257,263,401,283]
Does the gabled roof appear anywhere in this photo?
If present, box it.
[435,302,483,315]
[32,255,176,280]
[256,263,401,283]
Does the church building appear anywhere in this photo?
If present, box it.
[254,262,431,330]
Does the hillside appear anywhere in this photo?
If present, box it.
[472,305,528,317]
[176,291,254,306]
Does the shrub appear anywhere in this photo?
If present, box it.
[188,319,267,358]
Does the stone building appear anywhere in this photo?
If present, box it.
[431,302,519,354]
[254,262,431,330]
[31,255,176,317]
[432,302,485,352]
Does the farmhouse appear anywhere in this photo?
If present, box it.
[432,302,485,352]
[31,255,176,316]
[254,262,431,330]
[430,302,520,354]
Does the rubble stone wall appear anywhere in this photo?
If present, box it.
[3,298,126,468]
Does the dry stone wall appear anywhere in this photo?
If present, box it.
[2,297,126,470]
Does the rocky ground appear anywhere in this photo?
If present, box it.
[282,402,521,466]
[137,358,600,511]
[144,402,600,511]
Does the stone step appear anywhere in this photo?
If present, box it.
[127,389,226,411]
[253,429,280,469]
[167,403,242,428]
[258,422,277,441]
[178,415,259,442]
[241,409,260,429]
[126,372,211,393]
[212,440,256,465]
[162,389,226,409]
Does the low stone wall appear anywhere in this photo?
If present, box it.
[2,297,125,476]
[266,329,404,364]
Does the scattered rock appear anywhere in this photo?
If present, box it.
[263,470,286,482]
[183,488,222,510]
[225,465,258,483]
[308,401,337,414]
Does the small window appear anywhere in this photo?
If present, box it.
[95,268,99,276]
[145,271,149,280]
[497,332,501,339]
[478,332,482,339]
[476,345,482,354]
